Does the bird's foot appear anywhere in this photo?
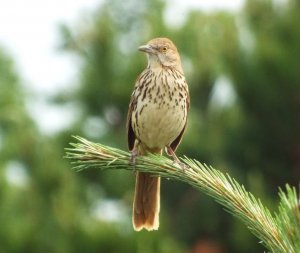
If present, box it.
[166,146,187,172]
[130,148,138,171]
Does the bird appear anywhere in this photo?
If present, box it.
[127,37,190,231]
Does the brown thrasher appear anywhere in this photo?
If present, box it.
[127,37,189,231]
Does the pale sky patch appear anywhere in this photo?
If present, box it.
[0,0,243,134]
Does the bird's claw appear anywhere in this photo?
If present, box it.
[166,146,187,172]
[172,160,187,172]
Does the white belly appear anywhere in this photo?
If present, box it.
[131,68,188,150]
[136,102,185,149]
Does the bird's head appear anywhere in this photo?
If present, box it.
[139,38,182,72]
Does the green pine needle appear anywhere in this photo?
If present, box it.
[65,136,300,253]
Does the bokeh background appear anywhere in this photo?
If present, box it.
[0,0,299,252]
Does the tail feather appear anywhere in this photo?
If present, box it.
[133,172,160,231]
[132,144,162,231]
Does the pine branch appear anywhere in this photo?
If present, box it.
[65,136,300,253]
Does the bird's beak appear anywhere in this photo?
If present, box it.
[138,44,155,54]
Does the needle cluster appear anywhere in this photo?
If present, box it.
[65,136,300,253]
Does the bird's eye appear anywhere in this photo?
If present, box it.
[161,47,167,53]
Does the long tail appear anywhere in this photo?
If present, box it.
[133,172,160,231]
[132,145,161,231]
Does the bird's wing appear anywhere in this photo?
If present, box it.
[127,72,144,151]
[168,84,190,154]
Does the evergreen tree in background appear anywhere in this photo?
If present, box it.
[225,0,300,187]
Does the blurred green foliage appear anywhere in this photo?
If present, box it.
[0,0,299,252]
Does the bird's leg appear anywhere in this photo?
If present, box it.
[130,140,141,172]
[166,146,186,171]
[130,147,138,168]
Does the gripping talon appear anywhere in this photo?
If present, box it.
[166,146,186,171]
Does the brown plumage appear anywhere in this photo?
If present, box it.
[127,37,189,231]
